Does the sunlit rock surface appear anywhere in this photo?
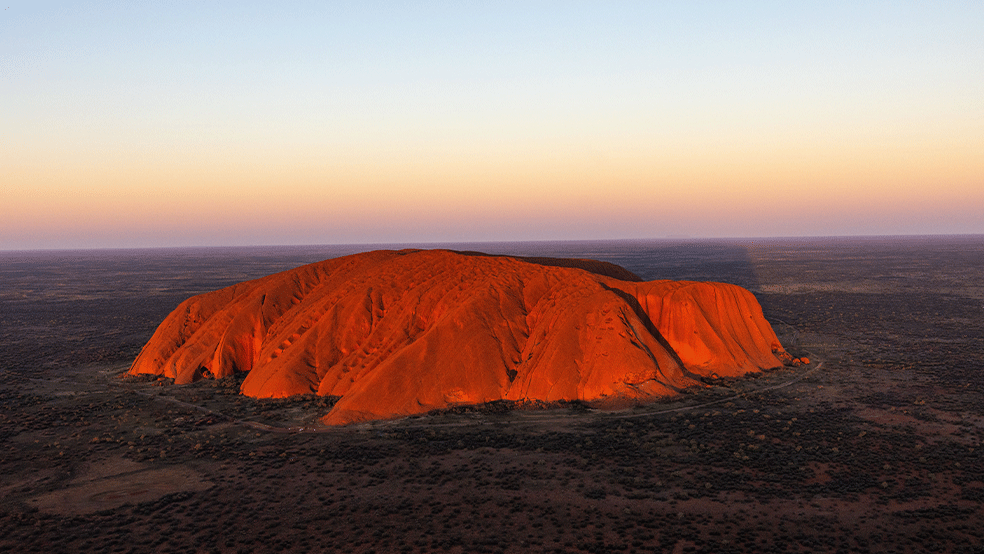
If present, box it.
[129,250,798,424]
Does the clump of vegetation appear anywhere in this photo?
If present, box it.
[424,398,595,418]
[119,372,162,383]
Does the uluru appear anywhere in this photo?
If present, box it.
[128,249,803,424]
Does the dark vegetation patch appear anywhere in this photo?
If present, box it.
[424,399,594,418]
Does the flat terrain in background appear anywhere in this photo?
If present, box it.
[2,236,983,553]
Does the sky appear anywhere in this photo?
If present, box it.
[2,1,983,250]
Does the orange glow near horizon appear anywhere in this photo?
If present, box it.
[5,129,981,248]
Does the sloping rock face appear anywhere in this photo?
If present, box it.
[129,250,797,424]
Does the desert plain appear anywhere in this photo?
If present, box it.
[2,236,983,553]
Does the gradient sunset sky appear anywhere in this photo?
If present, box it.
[3,1,982,250]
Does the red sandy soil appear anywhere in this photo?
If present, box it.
[129,250,802,425]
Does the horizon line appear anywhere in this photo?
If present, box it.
[3,232,983,254]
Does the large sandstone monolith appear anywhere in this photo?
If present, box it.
[129,249,799,424]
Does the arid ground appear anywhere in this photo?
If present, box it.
[2,237,983,553]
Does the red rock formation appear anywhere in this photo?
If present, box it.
[129,250,797,424]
